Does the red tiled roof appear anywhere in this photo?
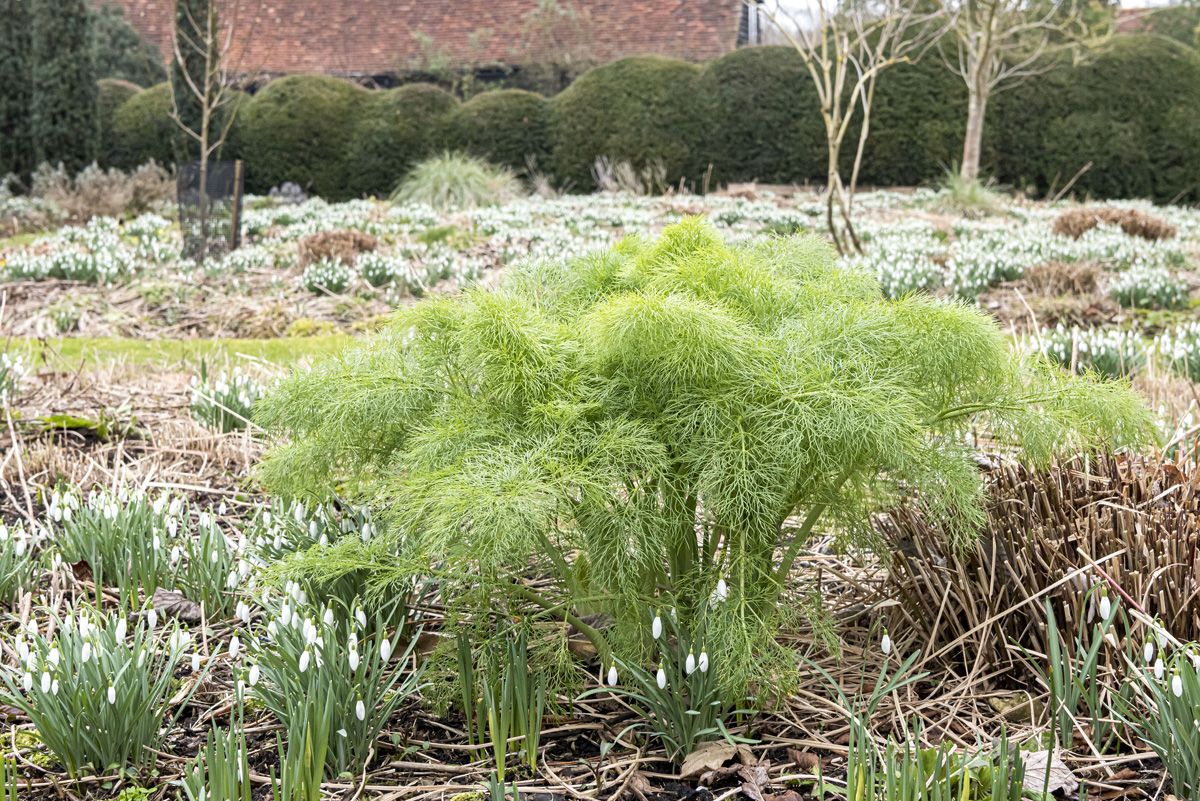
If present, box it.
[100,1,746,76]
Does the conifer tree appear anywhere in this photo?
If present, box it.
[29,0,97,173]
[0,0,33,178]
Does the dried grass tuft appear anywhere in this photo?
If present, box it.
[297,229,379,268]
[880,454,1200,673]
[1052,207,1176,241]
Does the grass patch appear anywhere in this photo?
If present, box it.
[9,335,355,370]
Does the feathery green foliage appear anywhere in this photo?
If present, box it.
[29,0,97,173]
[256,219,1155,695]
[390,152,523,212]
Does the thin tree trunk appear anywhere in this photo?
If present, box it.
[960,82,989,182]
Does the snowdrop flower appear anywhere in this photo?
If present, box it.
[698,651,709,673]
[299,650,311,673]
[1098,592,1112,621]
[303,619,318,646]
[355,608,367,629]
[115,618,127,641]
[147,609,158,631]
[1155,657,1166,681]
[715,578,729,603]
[349,649,360,672]
[1145,640,1156,664]
[236,601,251,625]
[81,643,93,664]
[1173,673,1184,698]
[656,665,667,689]
[169,497,183,517]
[279,603,292,627]
[881,630,893,656]
[248,663,260,686]
[48,647,60,667]
[323,607,335,626]
[319,533,329,547]
[40,672,50,694]
[355,699,366,721]
[380,638,392,662]
[685,651,697,675]
[107,686,116,704]
[651,613,663,640]
[192,653,201,672]
[218,501,227,515]
[229,635,241,659]
[51,679,58,696]
[21,673,32,693]
[308,521,319,539]
[606,664,619,686]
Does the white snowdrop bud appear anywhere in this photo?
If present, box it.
[698,652,709,673]
[81,643,92,663]
[319,534,329,547]
[22,673,32,693]
[236,601,251,625]
[323,607,335,626]
[192,653,201,672]
[51,679,59,696]
[651,614,663,640]
[170,545,182,565]
[606,664,619,686]
[147,609,158,630]
[1155,658,1166,681]
[356,699,366,721]
[355,608,367,629]
[308,521,319,538]
[1099,594,1112,621]
[299,651,311,673]
[249,664,260,686]
[229,635,241,659]
[1174,674,1184,698]
[115,618,127,641]
[349,650,360,672]
[153,534,161,551]
[48,647,60,667]
[380,638,392,662]
[218,501,227,515]
[656,666,667,689]
[715,579,729,602]
[881,631,893,656]
[1145,641,1156,664]
[107,686,116,704]
[40,672,50,694]
[685,652,697,675]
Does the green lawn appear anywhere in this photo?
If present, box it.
[8,335,355,370]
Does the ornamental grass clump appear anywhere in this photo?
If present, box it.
[390,153,523,212]
[256,219,1154,695]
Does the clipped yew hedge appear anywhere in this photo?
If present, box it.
[443,89,550,173]
[343,83,458,198]
[548,56,708,190]
[97,78,141,168]
[109,81,174,170]
[238,74,367,198]
[99,35,1200,203]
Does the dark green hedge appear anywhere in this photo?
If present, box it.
[97,78,141,167]
[238,74,367,198]
[992,36,1200,202]
[100,35,1200,203]
[443,89,549,173]
[343,83,457,197]
[110,81,174,169]
[698,46,824,185]
[549,56,708,190]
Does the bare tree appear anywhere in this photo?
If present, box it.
[757,1,943,255]
[169,0,242,260]
[941,0,1111,182]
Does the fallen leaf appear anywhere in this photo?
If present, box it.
[681,740,738,780]
[681,741,755,781]
[786,749,820,772]
[1023,749,1078,795]
[153,588,203,624]
[737,759,771,801]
